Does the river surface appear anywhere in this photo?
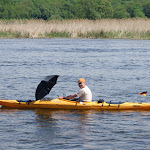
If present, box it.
[0,38,150,150]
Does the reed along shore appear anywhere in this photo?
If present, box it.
[0,19,150,39]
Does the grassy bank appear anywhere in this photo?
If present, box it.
[0,19,150,39]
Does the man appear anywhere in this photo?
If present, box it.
[59,78,92,102]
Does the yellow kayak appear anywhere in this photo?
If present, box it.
[1,99,150,110]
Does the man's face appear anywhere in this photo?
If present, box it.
[78,82,85,88]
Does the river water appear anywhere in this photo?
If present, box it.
[0,39,150,150]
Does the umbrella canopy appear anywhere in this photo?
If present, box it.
[35,75,59,100]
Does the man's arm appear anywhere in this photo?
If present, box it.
[59,94,77,100]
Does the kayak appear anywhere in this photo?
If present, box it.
[1,99,150,110]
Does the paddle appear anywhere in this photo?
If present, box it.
[35,75,59,100]
[58,98,88,105]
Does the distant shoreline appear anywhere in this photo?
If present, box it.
[0,19,150,39]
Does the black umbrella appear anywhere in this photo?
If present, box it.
[35,75,59,100]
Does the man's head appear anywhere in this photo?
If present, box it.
[78,78,86,88]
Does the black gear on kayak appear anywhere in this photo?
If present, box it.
[35,75,59,101]
[97,99,104,103]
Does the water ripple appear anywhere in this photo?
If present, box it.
[1,39,150,150]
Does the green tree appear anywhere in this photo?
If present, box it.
[60,0,75,19]
[125,1,145,18]
[114,9,130,19]
[143,2,150,18]
[78,0,101,19]
[98,0,114,18]
[0,0,150,20]
[134,9,146,18]
[0,0,16,19]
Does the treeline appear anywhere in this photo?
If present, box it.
[0,0,150,20]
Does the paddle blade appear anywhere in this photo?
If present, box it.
[139,91,147,96]
[35,75,59,100]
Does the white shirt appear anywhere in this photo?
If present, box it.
[76,86,92,102]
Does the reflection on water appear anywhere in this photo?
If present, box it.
[1,107,150,149]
